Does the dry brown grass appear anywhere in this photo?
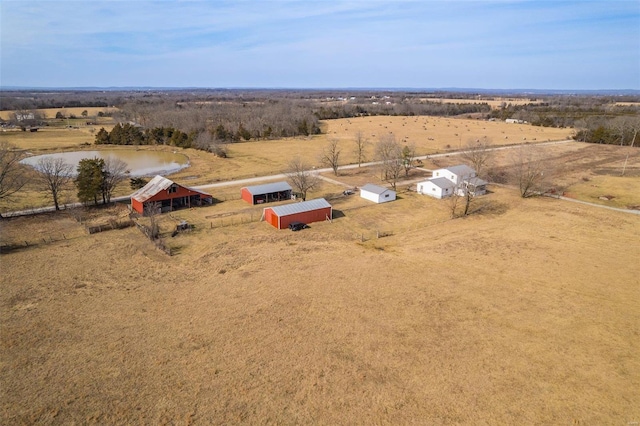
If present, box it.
[1,186,639,424]
[0,107,119,121]
[0,115,573,214]
[421,97,544,109]
[0,126,114,151]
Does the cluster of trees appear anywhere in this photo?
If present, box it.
[30,156,129,210]
[0,144,130,214]
[75,157,128,205]
[95,124,198,148]
[488,98,640,129]
[573,116,639,146]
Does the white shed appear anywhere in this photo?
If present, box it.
[360,184,397,204]
[417,177,456,199]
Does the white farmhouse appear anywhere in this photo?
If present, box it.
[360,184,396,204]
[418,164,487,199]
[431,165,476,185]
[417,177,456,199]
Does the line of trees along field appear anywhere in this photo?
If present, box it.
[2,89,638,149]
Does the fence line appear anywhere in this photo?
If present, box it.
[86,219,135,234]
[134,222,173,256]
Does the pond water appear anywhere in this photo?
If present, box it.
[20,150,189,177]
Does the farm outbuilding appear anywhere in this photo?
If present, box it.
[417,177,456,199]
[360,184,396,204]
[241,181,293,205]
[130,175,213,215]
[262,198,332,229]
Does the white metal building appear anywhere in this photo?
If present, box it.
[359,184,397,204]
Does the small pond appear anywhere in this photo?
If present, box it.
[20,150,189,177]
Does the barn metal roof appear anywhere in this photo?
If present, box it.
[243,181,292,195]
[266,198,331,217]
[130,175,211,203]
[360,183,394,195]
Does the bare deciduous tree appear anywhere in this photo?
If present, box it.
[353,131,368,167]
[401,143,417,177]
[34,157,74,211]
[510,145,549,198]
[0,141,27,205]
[461,136,493,176]
[195,131,228,158]
[319,138,341,176]
[285,156,320,201]
[100,157,129,204]
[621,117,640,176]
[144,201,161,239]
[375,135,403,190]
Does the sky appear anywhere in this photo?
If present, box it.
[1,0,639,90]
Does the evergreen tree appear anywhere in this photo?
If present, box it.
[94,127,110,144]
[76,158,105,205]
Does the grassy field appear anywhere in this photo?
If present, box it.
[0,107,119,121]
[420,97,544,109]
[0,115,577,214]
[1,186,639,424]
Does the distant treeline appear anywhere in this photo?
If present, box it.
[573,124,638,146]
[488,98,640,129]
[96,124,198,148]
[5,89,639,149]
[113,97,490,144]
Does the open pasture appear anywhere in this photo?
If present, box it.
[0,107,118,121]
[420,97,544,109]
[0,127,104,151]
[1,186,638,424]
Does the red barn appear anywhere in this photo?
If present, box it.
[262,198,332,229]
[130,175,213,215]
[241,181,293,205]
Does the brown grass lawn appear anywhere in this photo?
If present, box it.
[1,187,639,424]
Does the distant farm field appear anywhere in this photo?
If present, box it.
[0,107,119,121]
[420,97,544,109]
[1,186,639,424]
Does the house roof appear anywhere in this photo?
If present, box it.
[465,176,488,186]
[266,198,331,217]
[445,164,475,177]
[130,175,210,203]
[360,183,395,195]
[243,181,292,195]
[426,177,457,189]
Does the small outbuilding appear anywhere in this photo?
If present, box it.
[360,183,396,204]
[241,181,293,205]
[417,177,456,199]
[130,175,213,215]
[262,198,332,229]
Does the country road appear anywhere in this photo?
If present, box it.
[8,139,636,218]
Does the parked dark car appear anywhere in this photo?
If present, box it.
[288,221,309,231]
